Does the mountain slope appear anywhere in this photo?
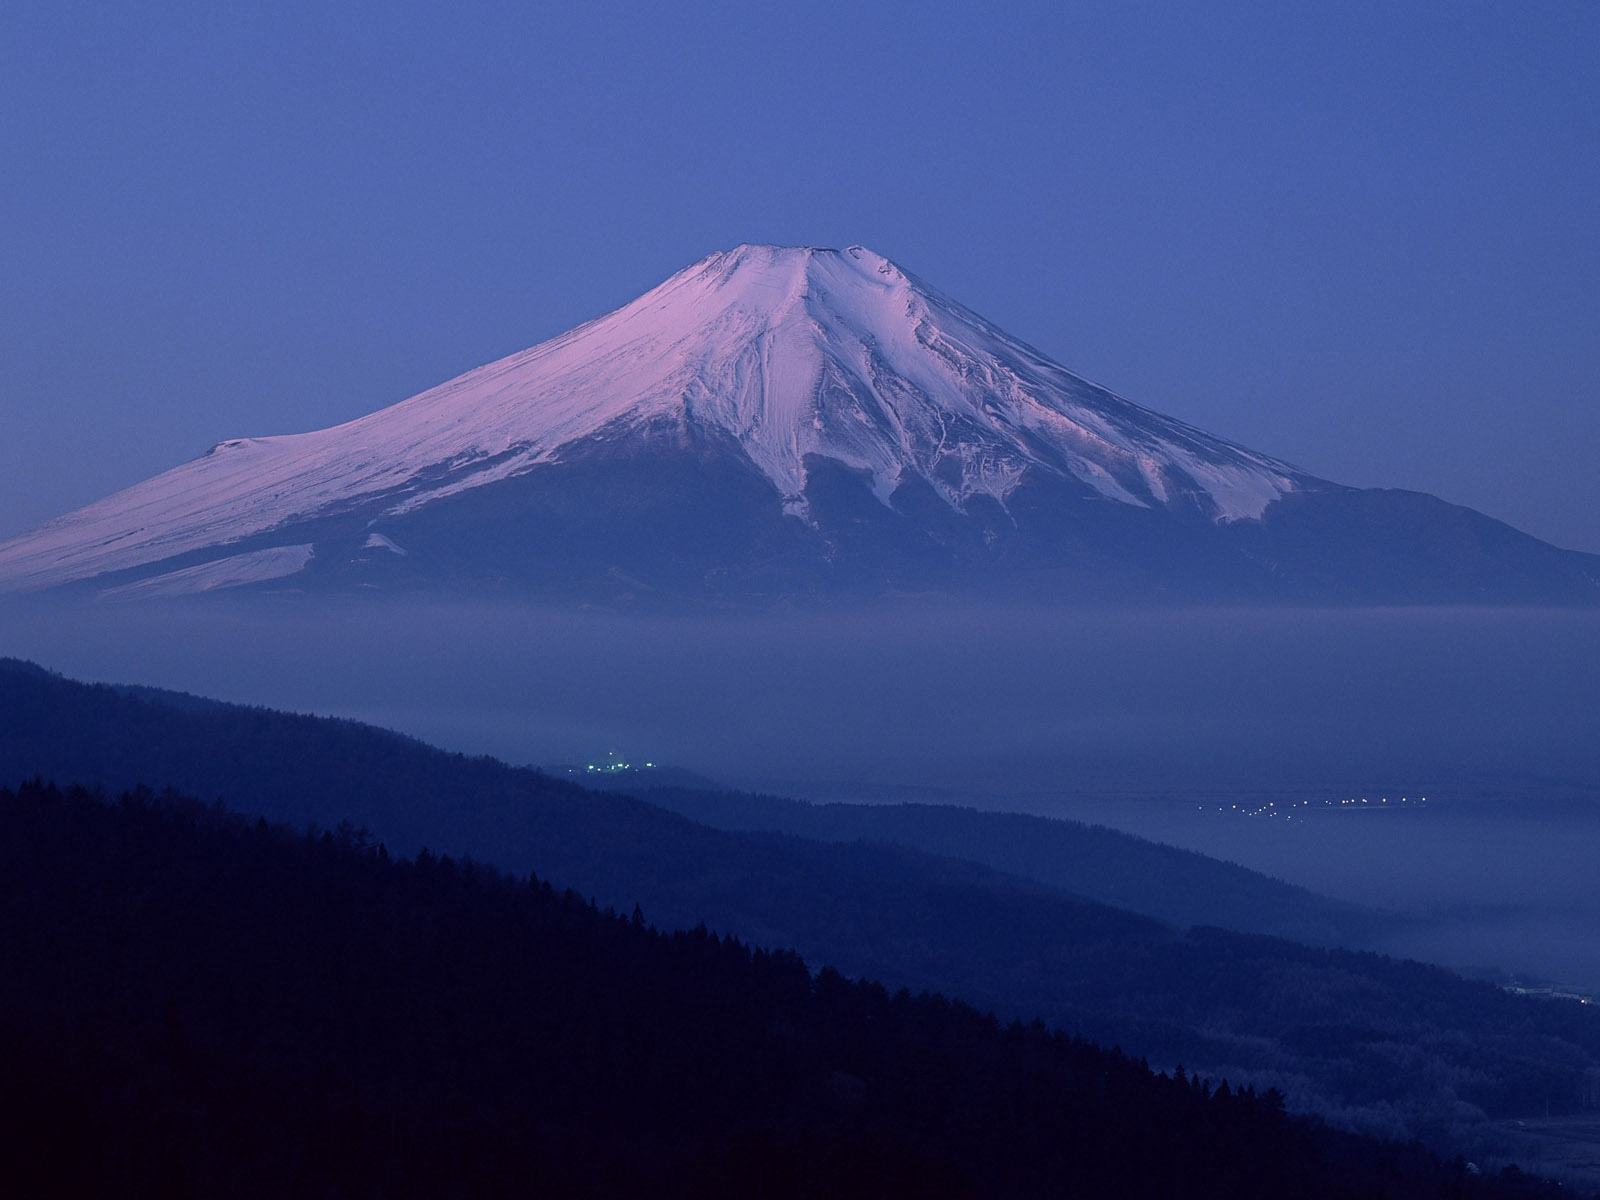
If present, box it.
[2,245,1593,602]
[10,780,1566,1200]
[6,656,1600,1146]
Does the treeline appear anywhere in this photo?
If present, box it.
[0,780,1566,1199]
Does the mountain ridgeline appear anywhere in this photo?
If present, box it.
[5,656,1600,1157]
[0,245,1594,604]
[620,784,1382,945]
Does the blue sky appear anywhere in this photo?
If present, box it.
[4,0,1597,550]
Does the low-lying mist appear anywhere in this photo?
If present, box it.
[5,595,1599,983]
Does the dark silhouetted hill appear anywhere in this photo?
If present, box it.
[3,656,1599,1150]
[0,780,1572,1199]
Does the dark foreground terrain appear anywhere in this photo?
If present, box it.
[4,656,1600,1157]
[0,780,1570,1199]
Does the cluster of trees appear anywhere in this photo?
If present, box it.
[0,781,1568,1198]
[3,656,1599,1142]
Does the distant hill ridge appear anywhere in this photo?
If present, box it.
[597,779,1379,945]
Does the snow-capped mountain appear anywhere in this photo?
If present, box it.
[1,245,1595,604]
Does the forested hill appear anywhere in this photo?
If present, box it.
[5,656,1600,1149]
[0,780,1567,1199]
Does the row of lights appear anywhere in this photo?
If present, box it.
[1195,796,1430,820]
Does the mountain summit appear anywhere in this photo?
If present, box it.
[2,245,1595,603]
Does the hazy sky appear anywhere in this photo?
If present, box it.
[4,1,1597,551]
